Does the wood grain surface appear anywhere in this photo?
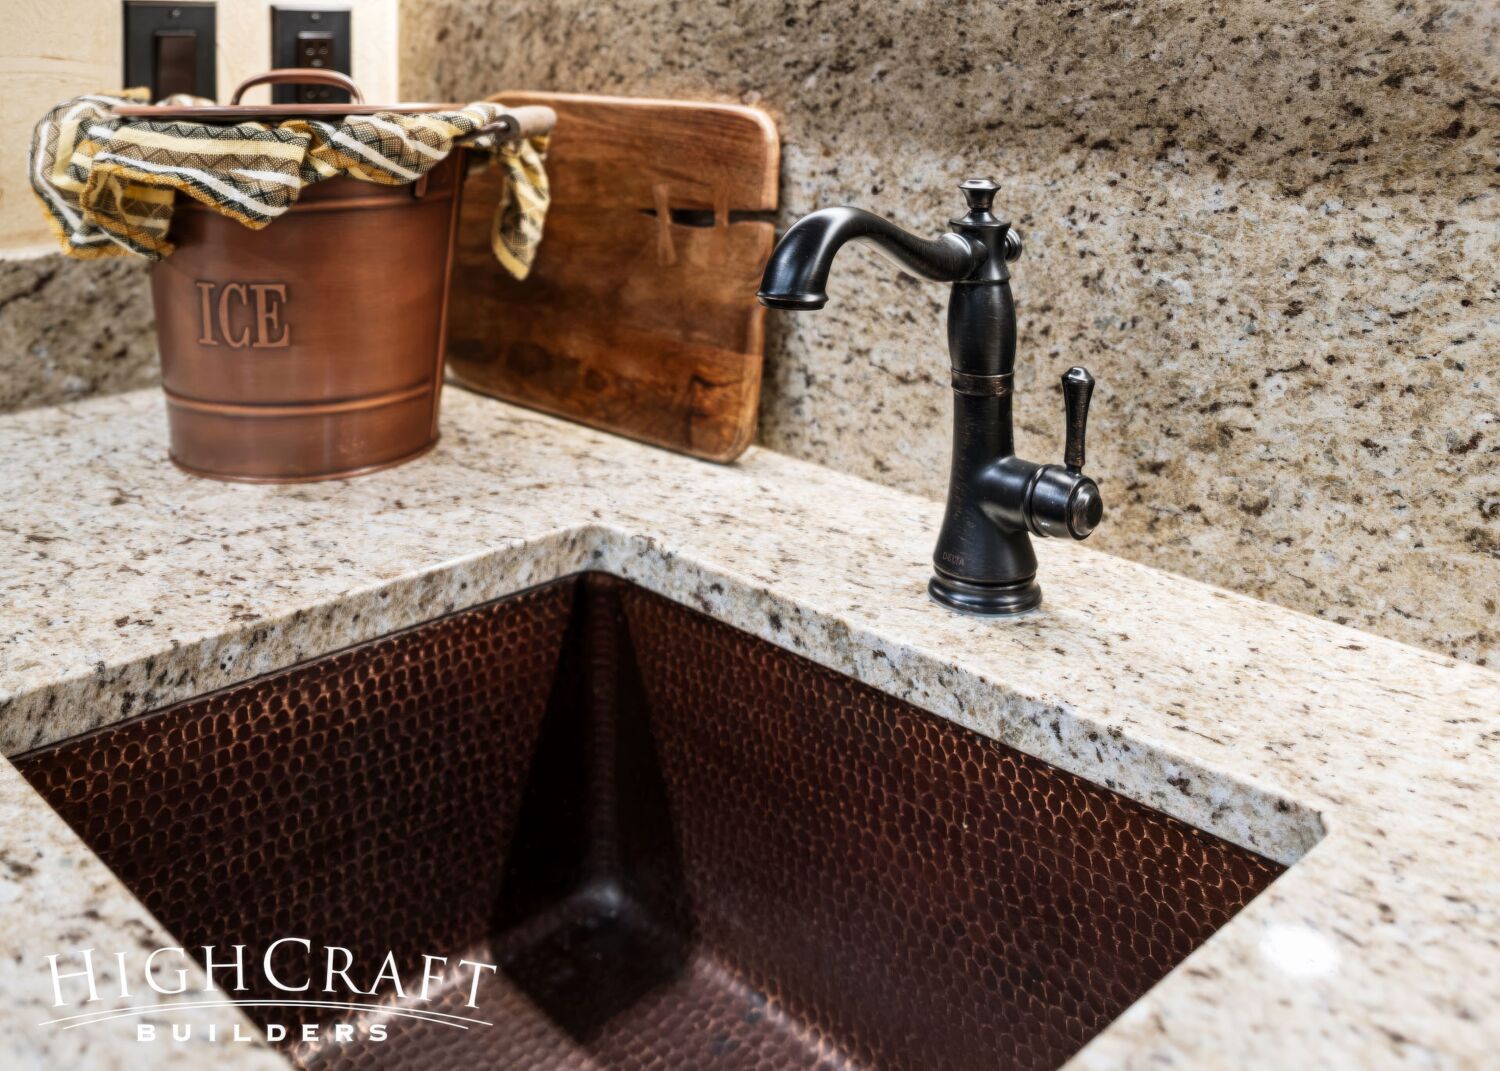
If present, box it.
[446,92,780,462]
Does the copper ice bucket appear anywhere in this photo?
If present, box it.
[134,70,553,482]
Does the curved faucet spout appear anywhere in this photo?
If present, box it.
[756,207,982,310]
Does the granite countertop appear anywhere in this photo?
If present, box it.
[1,386,1497,1069]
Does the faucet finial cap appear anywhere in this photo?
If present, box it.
[958,178,999,214]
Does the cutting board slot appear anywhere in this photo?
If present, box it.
[638,208,779,228]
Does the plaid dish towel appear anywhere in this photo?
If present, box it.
[29,90,550,280]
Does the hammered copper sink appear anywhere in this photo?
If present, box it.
[15,575,1283,1070]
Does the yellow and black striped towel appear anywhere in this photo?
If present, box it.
[29,90,550,280]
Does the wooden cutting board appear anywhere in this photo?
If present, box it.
[446,92,780,462]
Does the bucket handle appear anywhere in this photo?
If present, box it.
[229,68,365,105]
[412,105,557,198]
[472,105,558,143]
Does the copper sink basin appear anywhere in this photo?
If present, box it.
[16,574,1282,1069]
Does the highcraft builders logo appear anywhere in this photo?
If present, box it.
[39,940,499,1045]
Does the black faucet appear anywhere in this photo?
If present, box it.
[758,179,1103,615]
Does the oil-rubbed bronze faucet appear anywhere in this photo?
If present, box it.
[757,178,1103,615]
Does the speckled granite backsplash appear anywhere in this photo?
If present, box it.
[401,0,1498,664]
[0,254,157,411]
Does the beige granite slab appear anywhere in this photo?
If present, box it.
[0,254,157,413]
[401,0,1500,667]
[0,386,1497,1067]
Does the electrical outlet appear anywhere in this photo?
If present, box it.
[124,1,217,102]
[271,7,353,104]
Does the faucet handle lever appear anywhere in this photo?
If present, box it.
[1062,366,1095,473]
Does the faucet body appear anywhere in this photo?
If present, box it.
[758,180,1102,615]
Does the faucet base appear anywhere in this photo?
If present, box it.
[928,572,1042,616]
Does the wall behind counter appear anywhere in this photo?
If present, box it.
[402,0,1498,664]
